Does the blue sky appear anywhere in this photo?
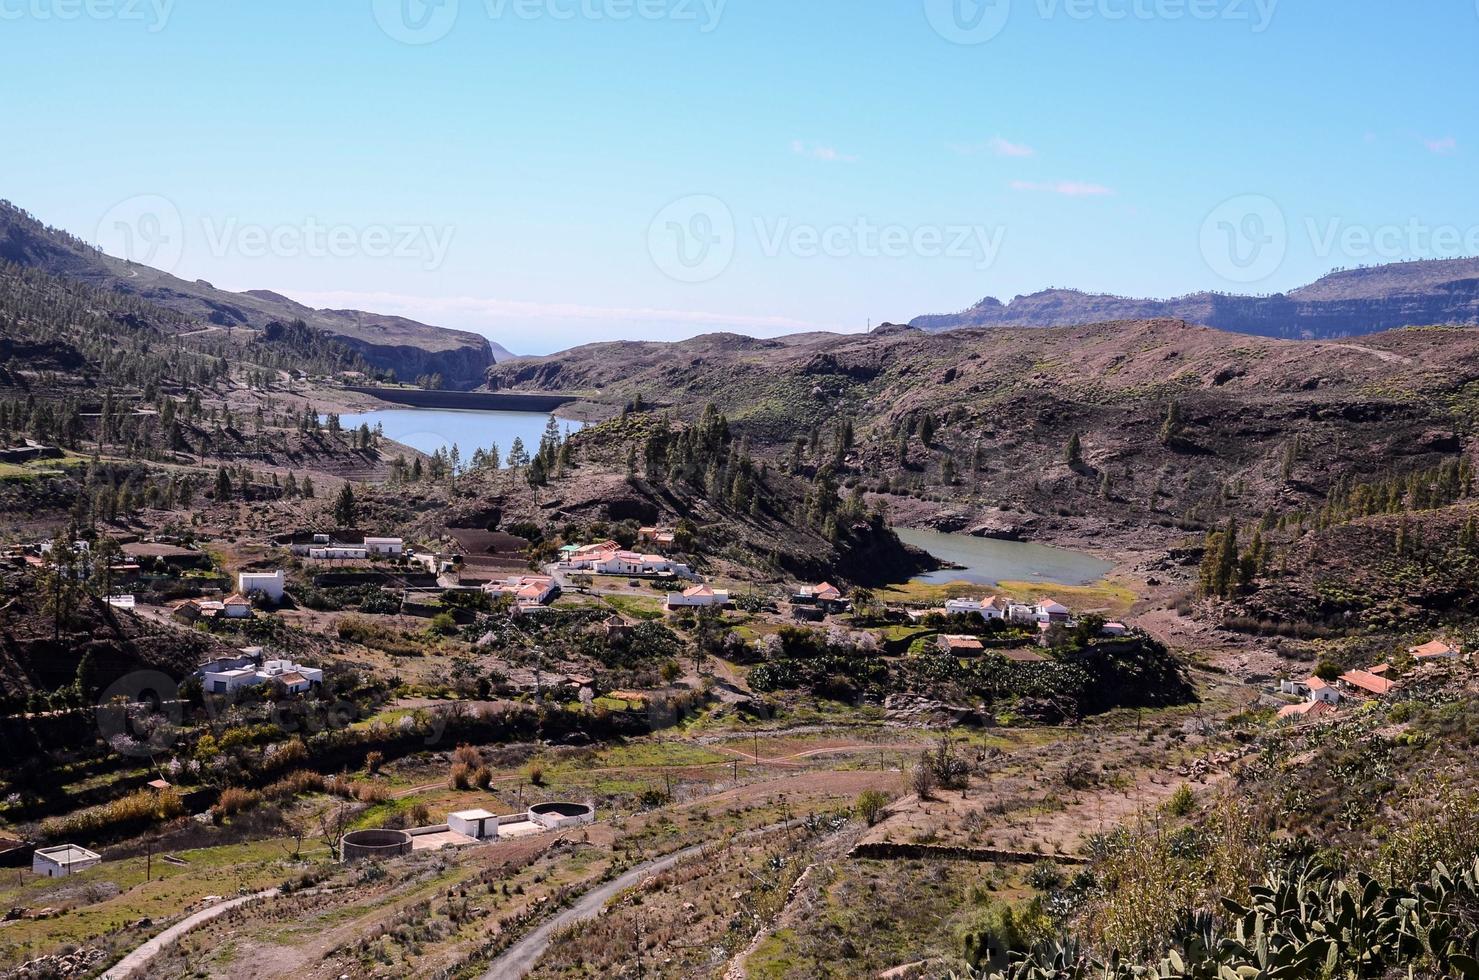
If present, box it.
[2,0,1476,354]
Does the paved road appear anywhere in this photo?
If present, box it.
[481,822,800,978]
[479,842,706,978]
[101,889,279,979]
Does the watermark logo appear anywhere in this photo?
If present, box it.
[96,194,186,274]
[754,216,1004,269]
[373,0,460,44]
[924,0,1011,44]
[647,196,1006,284]
[94,197,456,272]
[200,216,456,270]
[96,670,184,758]
[648,195,736,284]
[0,0,175,32]
[1200,193,1287,284]
[375,0,726,43]
[1305,217,1479,264]
[1032,0,1276,31]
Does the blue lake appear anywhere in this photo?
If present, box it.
[894,527,1113,587]
[331,408,584,460]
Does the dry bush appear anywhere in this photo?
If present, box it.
[264,770,328,800]
[365,751,385,776]
[354,782,390,804]
[41,787,186,839]
[527,764,545,787]
[214,787,263,818]
[473,766,493,789]
[453,744,482,767]
[449,763,473,790]
[409,802,431,826]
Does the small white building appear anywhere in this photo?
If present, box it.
[33,844,101,878]
[1306,676,1342,704]
[665,584,730,610]
[257,659,324,693]
[945,597,1006,621]
[483,575,558,609]
[199,655,322,695]
[448,809,500,841]
[238,570,286,603]
[308,546,368,560]
[222,594,254,619]
[364,537,404,556]
[1034,599,1072,624]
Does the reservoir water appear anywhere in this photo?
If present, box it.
[894,527,1113,587]
[332,408,584,460]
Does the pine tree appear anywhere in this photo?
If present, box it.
[1066,432,1083,468]
[333,483,358,526]
[214,466,233,502]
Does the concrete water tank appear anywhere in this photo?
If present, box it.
[341,829,413,863]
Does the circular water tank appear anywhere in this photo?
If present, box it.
[341,829,413,863]
[528,801,596,829]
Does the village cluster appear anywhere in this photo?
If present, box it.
[1275,639,1467,720]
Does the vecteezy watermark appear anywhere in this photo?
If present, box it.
[96,195,456,273]
[373,0,461,44]
[1032,0,1276,30]
[373,0,727,44]
[1200,194,1287,284]
[1200,194,1479,285]
[753,217,1005,269]
[647,194,1005,284]
[0,0,175,31]
[200,216,456,271]
[923,0,1012,45]
[647,195,737,283]
[96,194,186,274]
[924,0,1277,44]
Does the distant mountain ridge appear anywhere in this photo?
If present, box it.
[0,200,512,388]
[911,258,1479,339]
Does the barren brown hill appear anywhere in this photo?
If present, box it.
[491,320,1479,545]
[910,257,1479,339]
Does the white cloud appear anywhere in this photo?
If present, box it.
[988,136,1034,158]
[791,140,859,163]
[1424,136,1457,155]
[1009,180,1114,197]
[949,136,1036,158]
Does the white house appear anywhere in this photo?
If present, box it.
[308,546,368,560]
[1034,599,1072,624]
[1306,676,1342,704]
[199,655,322,695]
[1100,622,1130,637]
[364,537,404,556]
[222,593,254,619]
[448,809,500,841]
[1409,640,1460,662]
[257,658,324,693]
[238,570,285,603]
[665,584,730,610]
[560,541,693,578]
[33,844,101,878]
[945,597,1007,621]
[483,575,559,609]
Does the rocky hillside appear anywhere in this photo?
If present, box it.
[0,200,502,388]
[489,320,1479,546]
[912,258,1479,340]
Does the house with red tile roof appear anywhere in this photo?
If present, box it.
[938,635,985,656]
[1339,669,1395,697]
[1409,640,1460,662]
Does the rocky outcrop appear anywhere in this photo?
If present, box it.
[913,258,1479,340]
